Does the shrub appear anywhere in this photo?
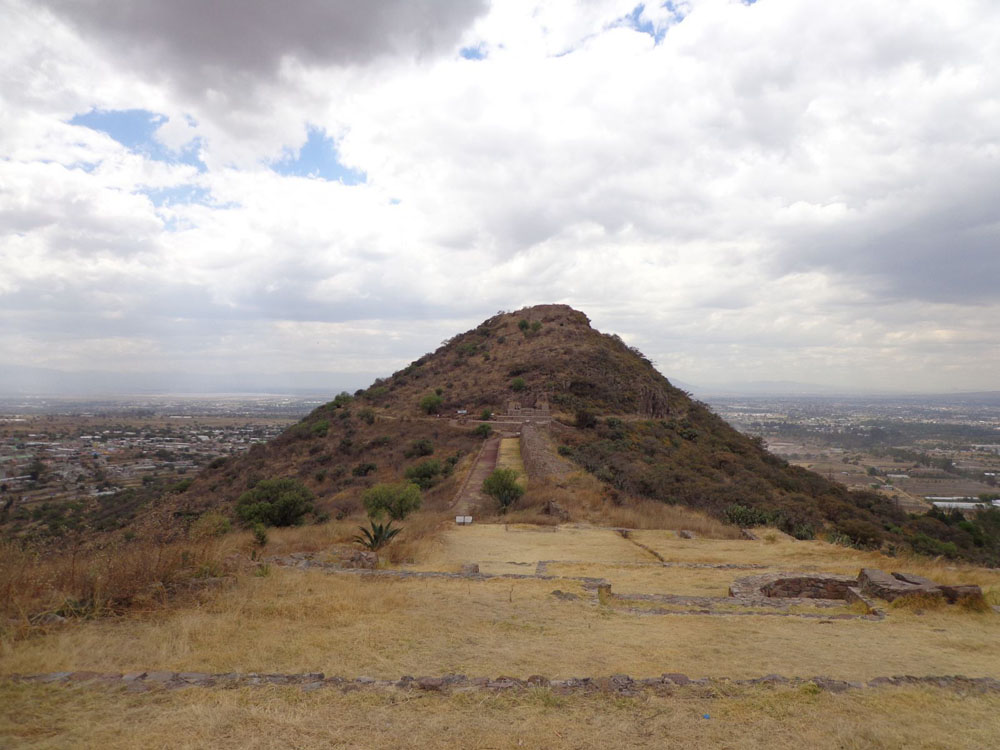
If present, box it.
[530,320,542,333]
[310,419,329,437]
[358,407,376,425]
[354,519,401,551]
[252,522,269,546]
[557,445,573,457]
[332,391,353,408]
[835,518,884,549]
[575,409,597,429]
[482,468,524,513]
[404,439,434,457]
[352,462,377,477]
[473,423,493,438]
[169,478,194,494]
[235,478,314,527]
[362,481,423,521]
[723,503,773,527]
[480,409,493,421]
[404,459,443,490]
[510,377,526,392]
[518,319,530,332]
[189,511,231,540]
[419,393,444,414]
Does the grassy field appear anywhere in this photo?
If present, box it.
[4,682,1000,750]
[3,522,1000,746]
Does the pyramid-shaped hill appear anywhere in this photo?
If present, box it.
[174,304,946,554]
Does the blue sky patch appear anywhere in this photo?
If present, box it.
[271,126,366,184]
[70,108,205,170]
[460,44,486,60]
[142,185,211,209]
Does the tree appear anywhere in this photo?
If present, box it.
[482,468,524,513]
[362,481,422,521]
[510,377,526,392]
[419,393,443,414]
[473,423,492,438]
[236,478,314,527]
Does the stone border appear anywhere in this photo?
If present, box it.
[6,671,999,696]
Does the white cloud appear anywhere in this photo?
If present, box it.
[2,0,1000,393]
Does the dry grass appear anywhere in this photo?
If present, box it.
[0,535,249,635]
[496,437,526,479]
[628,531,1000,588]
[4,565,999,681]
[409,524,648,572]
[3,682,1000,749]
[544,562,745,597]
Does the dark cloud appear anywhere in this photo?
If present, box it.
[41,0,488,95]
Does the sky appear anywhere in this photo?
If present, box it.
[1,0,999,396]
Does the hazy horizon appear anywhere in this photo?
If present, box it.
[4,1,999,394]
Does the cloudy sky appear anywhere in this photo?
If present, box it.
[2,0,999,396]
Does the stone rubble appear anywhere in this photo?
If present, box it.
[8,671,1000,696]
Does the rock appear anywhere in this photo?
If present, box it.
[859,568,940,602]
[342,550,378,570]
[302,681,326,693]
[526,675,550,687]
[416,677,445,691]
[355,676,376,684]
[144,671,176,683]
[35,613,67,625]
[68,671,102,682]
[937,584,984,603]
[550,590,579,601]
[678,530,696,539]
[661,673,691,686]
[487,676,523,690]
[811,676,850,693]
[460,563,480,576]
[122,672,147,682]
[741,529,759,541]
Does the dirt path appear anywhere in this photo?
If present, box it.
[452,436,500,517]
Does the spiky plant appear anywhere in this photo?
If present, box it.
[353,519,402,551]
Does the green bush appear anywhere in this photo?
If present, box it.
[482,468,524,513]
[518,319,530,332]
[404,439,434,457]
[362,481,423,521]
[473,423,493,438]
[358,407,376,425]
[419,393,444,414]
[575,409,597,429]
[310,419,329,437]
[404,459,443,490]
[480,409,493,421]
[352,462,377,477]
[510,377,526,392]
[723,503,774,527]
[236,478,314,527]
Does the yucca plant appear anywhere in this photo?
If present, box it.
[353,519,402,551]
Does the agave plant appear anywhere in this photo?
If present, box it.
[353,519,402,551]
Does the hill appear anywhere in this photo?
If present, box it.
[164,304,1000,564]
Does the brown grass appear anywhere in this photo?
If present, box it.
[4,565,999,681]
[0,535,249,636]
[3,682,1000,749]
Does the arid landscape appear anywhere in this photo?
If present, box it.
[3,306,1000,748]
